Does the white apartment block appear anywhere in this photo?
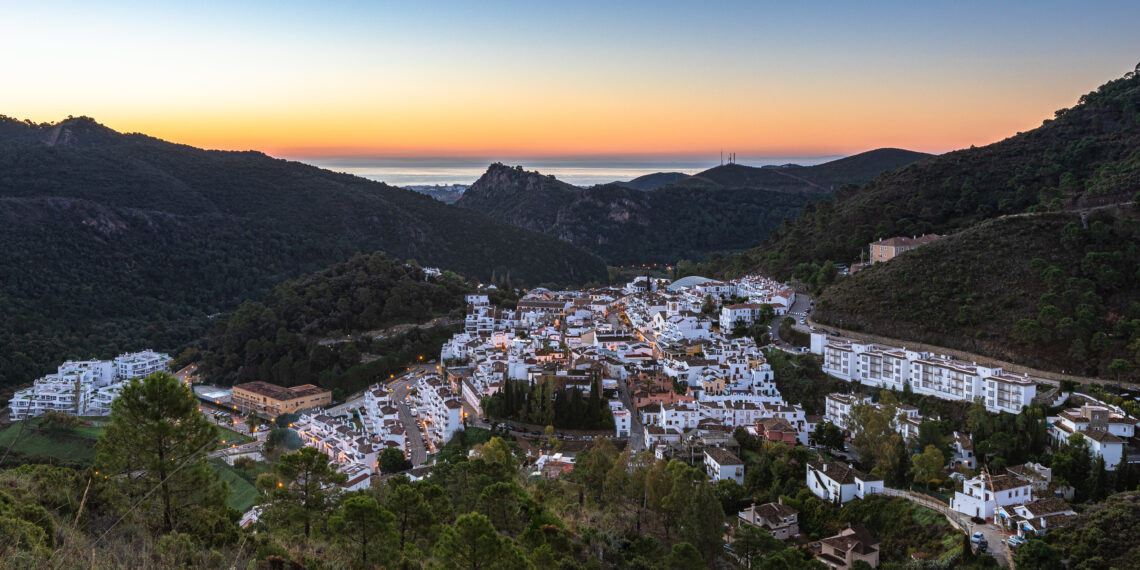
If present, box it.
[415,375,464,446]
[823,393,870,429]
[296,414,381,477]
[114,350,172,380]
[820,335,1037,414]
[9,350,170,421]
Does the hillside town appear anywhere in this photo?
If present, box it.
[8,269,1140,568]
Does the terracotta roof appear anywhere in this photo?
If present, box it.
[809,461,881,485]
[986,474,1031,492]
[1081,429,1123,443]
[705,447,743,466]
[234,381,329,401]
[748,502,798,523]
[1022,497,1073,518]
[820,524,879,556]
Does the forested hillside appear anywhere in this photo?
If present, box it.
[814,206,1140,377]
[699,69,1140,281]
[455,149,927,264]
[191,252,474,393]
[0,116,606,388]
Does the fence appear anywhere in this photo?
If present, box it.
[877,487,971,531]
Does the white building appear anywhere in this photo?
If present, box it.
[823,393,870,429]
[9,351,171,421]
[820,335,1037,414]
[950,473,1033,520]
[613,405,631,438]
[806,461,883,504]
[1048,404,1134,470]
[114,350,172,381]
[704,447,745,484]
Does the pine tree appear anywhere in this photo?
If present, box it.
[94,372,227,536]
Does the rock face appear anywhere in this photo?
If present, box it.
[455,149,929,264]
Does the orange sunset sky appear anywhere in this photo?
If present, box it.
[5,1,1139,159]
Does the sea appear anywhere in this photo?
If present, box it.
[293,156,842,188]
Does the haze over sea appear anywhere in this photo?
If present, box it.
[296,155,843,188]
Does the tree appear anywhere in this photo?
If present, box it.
[380,448,413,474]
[664,542,704,569]
[329,495,397,565]
[1109,358,1133,380]
[732,523,783,562]
[385,482,434,553]
[1015,538,1063,570]
[476,482,527,536]
[94,372,228,536]
[433,512,503,570]
[910,445,946,485]
[812,421,846,452]
[267,447,348,538]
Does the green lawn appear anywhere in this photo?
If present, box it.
[0,419,100,463]
[210,459,260,512]
[214,425,253,448]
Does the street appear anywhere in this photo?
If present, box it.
[768,293,813,347]
[387,364,440,466]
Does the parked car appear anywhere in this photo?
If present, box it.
[970,532,985,543]
[1006,535,1027,548]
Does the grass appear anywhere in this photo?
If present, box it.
[210,459,260,512]
[0,419,100,463]
[215,425,253,448]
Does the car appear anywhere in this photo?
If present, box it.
[970,532,984,543]
[1006,536,1026,547]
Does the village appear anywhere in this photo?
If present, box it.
[10,263,1140,568]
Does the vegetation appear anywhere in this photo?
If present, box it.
[0,116,606,389]
[482,377,614,430]
[94,372,230,536]
[456,150,928,265]
[762,349,846,415]
[1047,491,1140,570]
[192,252,470,392]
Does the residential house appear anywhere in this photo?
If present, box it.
[1048,404,1134,470]
[704,447,745,484]
[806,462,884,504]
[816,524,880,569]
[950,473,1033,520]
[738,501,799,540]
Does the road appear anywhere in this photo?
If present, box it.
[769,293,813,346]
[387,364,440,466]
[614,370,645,452]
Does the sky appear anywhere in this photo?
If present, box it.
[4,1,1139,159]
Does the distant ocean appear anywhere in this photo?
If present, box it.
[293,156,841,188]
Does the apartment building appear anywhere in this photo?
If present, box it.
[9,351,170,421]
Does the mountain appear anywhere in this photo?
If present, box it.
[454,149,928,265]
[609,171,688,191]
[663,148,931,191]
[726,70,1140,281]
[0,116,606,387]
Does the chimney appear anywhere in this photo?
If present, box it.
[822,463,828,472]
